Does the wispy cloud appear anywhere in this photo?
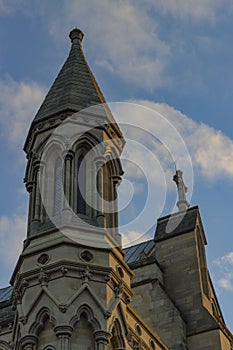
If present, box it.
[0,0,29,14]
[145,0,232,21]
[213,252,233,292]
[0,77,45,148]
[0,0,9,13]
[1,1,232,95]
[122,230,151,248]
[32,0,232,93]
[131,101,233,181]
[0,213,26,287]
[40,0,171,90]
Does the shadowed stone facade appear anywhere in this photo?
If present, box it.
[0,29,232,350]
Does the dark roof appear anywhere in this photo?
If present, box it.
[34,28,106,122]
[154,206,205,243]
[124,240,155,264]
[0,286,12,304]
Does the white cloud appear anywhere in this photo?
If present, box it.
[0,213,26,286]
[122,230,151,248]
[131,101,233,181]
[44,0,171,90]
[0,0,9,13]
[218,278,233,291]
[2,1,231,93]
[0,0,29,14]
[38,0,233,92]
[144,0,232,21]
[214,252,233,266]
[0,77,45,148]
[213,252,233,292]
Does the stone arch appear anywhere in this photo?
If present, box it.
[71,133,104,220]
[70,304,101,332]
[103,148,122,232]
[35,133,61,155]
[40,142,65,221]
[25,138,67,234]
[71,131,102,154]
[27,136,66,189]
[109,318,126,349]
[105,147,124,177]
[29,307,57,350]
[43,346,55,350]
[0,340,11,350]
[29,307,56,336]
[70,304,100,349]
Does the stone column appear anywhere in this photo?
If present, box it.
[55,325,73,350]
[94,330,110,350]
[20,335,38,350]
[112,175,122,234]
[64,150,74,210]
[95,156,105,227]
[39,161,46,225]
[31,159,42,233]
[25,181,34,237]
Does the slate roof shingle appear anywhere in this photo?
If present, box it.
[0,286,12,304]
[34,29,106,122]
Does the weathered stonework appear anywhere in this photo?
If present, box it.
[0,29,232,350]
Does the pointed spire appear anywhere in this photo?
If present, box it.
[33,28,106,122]
[173,169,190,212]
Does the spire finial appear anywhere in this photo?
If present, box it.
[173,169,189,212]
[69,28,84,44]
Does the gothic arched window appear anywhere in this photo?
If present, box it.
[77,155,86,215]
[54,158,63,216]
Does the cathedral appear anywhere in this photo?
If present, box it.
[0,29,232,350]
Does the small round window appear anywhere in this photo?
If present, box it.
[37,253,50,265]
[80,250,94,262]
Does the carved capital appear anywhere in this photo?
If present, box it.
[33,157,45,172]
[20,334,38,349]
[95,155,106,168]
[94,330,111,344]
[112,175,122,187]
[54,325,73,337]
[25,181,34,193]
[64,149,75,160]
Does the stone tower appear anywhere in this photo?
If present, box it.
[0,29,232,350]
[0,29,167,350]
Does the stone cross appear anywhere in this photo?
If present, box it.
[173,169,189,212]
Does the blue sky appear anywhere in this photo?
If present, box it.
[0,0,233,331]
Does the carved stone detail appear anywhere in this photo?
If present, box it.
[60,266,68,274]
[81,266,93,284]
[38,271,50,286]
